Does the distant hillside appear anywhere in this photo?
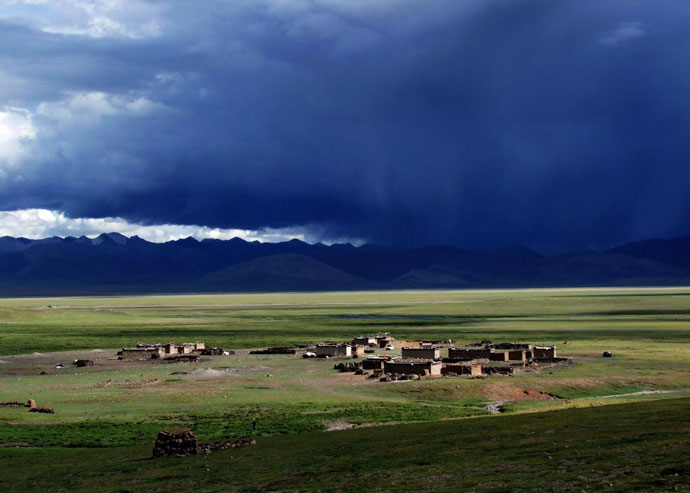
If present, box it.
[199,254,377,291]
[0,233,688,295]
[608,236,690,269]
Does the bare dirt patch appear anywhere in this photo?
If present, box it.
[484,381,557,402]
[482,382,559,414]
[172,366,273,379]
[323,419,357,431]
[93,379,162,389]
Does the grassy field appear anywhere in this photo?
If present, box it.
[1,287,689,491]
[1,398,689,492]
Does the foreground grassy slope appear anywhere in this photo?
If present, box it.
[1,398,689,492]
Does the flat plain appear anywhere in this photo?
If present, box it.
[1,287,690,491]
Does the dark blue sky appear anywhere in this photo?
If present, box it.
[1,0,689,250]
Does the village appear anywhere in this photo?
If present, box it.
[116,332,569,383]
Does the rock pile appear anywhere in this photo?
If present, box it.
[29,407,55,414]
[0,402,29,408]
[379,373,421,382]
[201,347,232,356]
[333,362,361,373]
[153,429,257,458]
[202,438,256,452]
[164,354,199,363]
[152,429,201,457]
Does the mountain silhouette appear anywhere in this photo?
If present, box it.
[0,233,688,295]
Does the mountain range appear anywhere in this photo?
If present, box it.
[0,233,689,295]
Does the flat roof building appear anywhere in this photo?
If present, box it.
[448,347,493,361]
[401,347,440,360]
[315,344,352,358]
[441,363,482,377]
[384,359,441,376]
[533,346,557,359]
[353,337,377,346]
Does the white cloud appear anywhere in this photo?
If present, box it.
[598,22,646,47]
[36,91,169,126]
[3,0,164,39]
[0,208,353,244]
[0,107,36,167]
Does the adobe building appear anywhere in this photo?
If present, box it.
[352,345,366,357]
[441,363,482,377]
[494,342,533,359]
[401,346,440,360]
[507,350,527,362]
[384,359,441,376]
[119,346,164,360]
[448,347,493,361]
[362,356,387,370]
[315,344,352,358]
[362,355,399,370]
[533,346,557,359]
[375,335,393,348]
[162,343,195,355]
[489,351,510,362]
[353,336,377,347]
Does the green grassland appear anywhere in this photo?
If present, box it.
[1,398,689,492]
[1,287,690,491]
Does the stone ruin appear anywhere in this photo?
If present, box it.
[27,399,54,414]
[152,429,256,458]
[153,429,200,457]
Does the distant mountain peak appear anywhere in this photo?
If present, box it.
[0,232,687,295]
[92,232,128,245]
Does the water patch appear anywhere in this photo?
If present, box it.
[325,314,451,320]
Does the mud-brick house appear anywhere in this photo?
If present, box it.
[362,355,399,370]
[401,346,440,360]
[119,346,164,360]
[495,343,533,359]
[353,336,377,347]
[448,347,493,361]
[441,363,482,377]
[178,344,194,354]
[533,346,557,359]
[375,334,393,348]
[507,350,527,362]
[352,345,366,357]
[384,359,441,376]
[315,344,352,358]
[489,351,510,362]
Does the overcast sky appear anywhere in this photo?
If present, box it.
[1,0,689,249]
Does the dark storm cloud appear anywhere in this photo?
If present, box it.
[1,0,690,249]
